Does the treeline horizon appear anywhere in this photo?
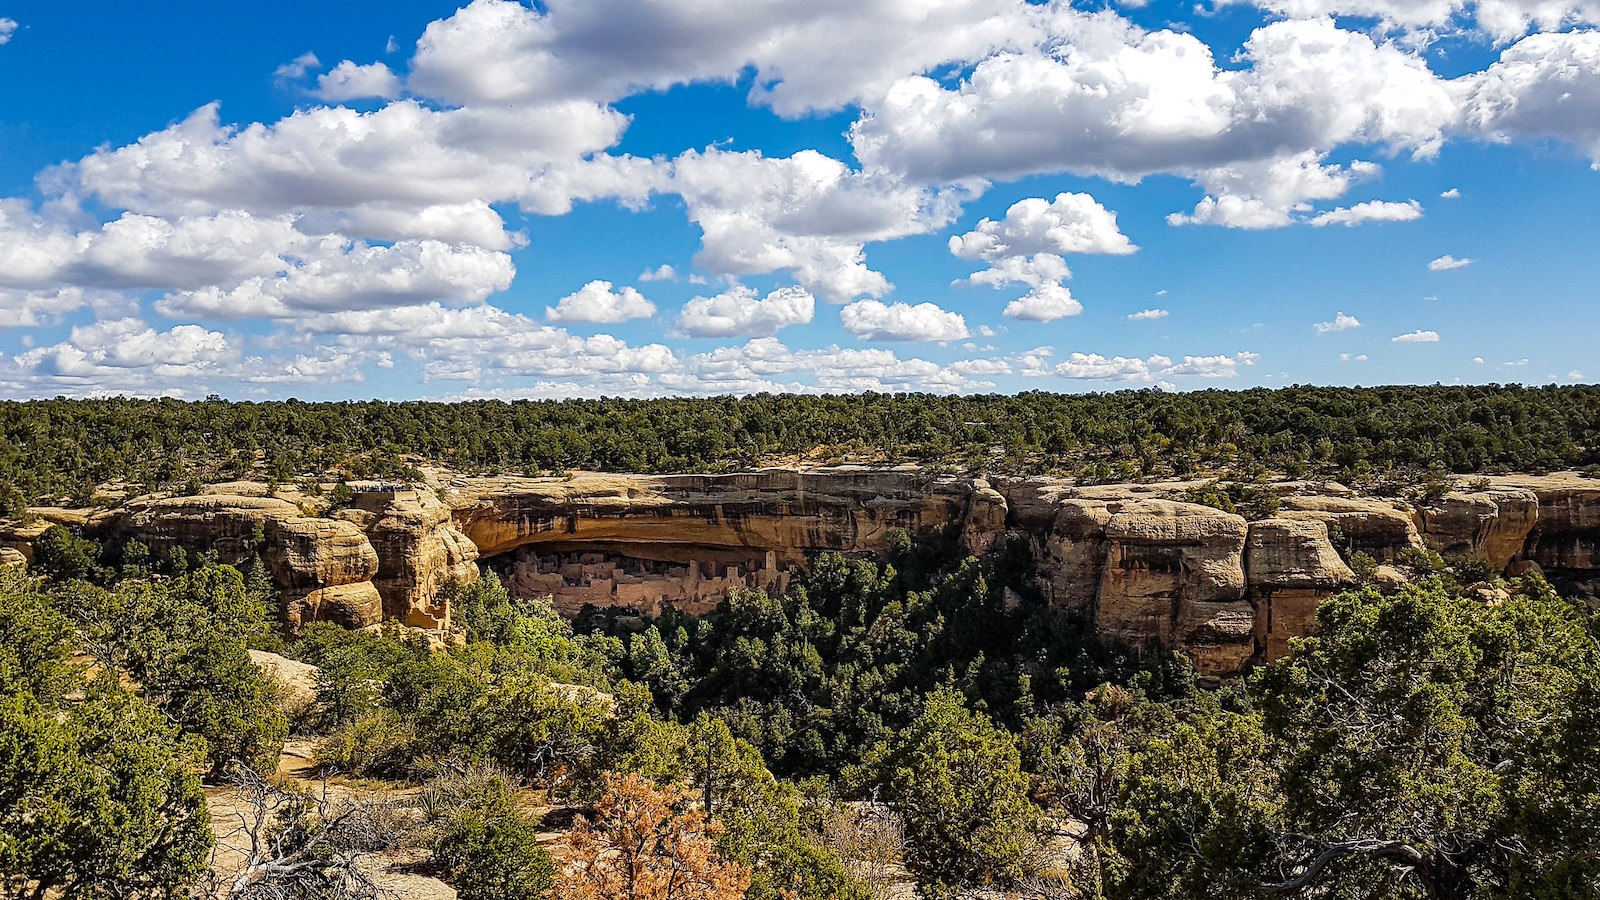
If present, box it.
[3,384,1598,511]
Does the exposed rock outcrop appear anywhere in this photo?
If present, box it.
[0,518,51,565]
[247,649,320,711]
[1096,501,1253,675]
[1246,519,1356,661]
[960,480,1009,555]
[988,480,1103,611]
[1416,488,1540,571]
[265,518,383,629]
[8,469,1600,676]
[1277,496,1422,558]
[361,490,478,629]
[450,469,975,562]
[1496,474,1600,574]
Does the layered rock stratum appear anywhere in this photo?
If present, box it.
[4,468,1597,676]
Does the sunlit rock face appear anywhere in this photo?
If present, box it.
[11,470,1600,675]
[1415,488,1540,572]
[451,469,978,621]
[1275,495,1423,558]
[1244,518,1356,663]
[1095,501,1251,676]
[359,488,479,629]
[264,516,383,630]
[448,469,977,563]
[1501,475,1600,574]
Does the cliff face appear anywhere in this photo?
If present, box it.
[1245,519,1356,663]
[358,490,479,629]
[1095,501,1252,674]
[9,470,1599,675]
[449,469,975,562]
[450,469,976,618]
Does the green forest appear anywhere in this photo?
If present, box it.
[3,384,1599,511]
[4,519,1598,899]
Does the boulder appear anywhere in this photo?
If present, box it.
[1507,558,1544,578]
[0,546,26,569]
[247,649,320,711]
[290,583,386,631]
[1371,564,1411,592]
[1470,584,1512,607]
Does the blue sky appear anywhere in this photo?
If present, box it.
[0,0,1595,399]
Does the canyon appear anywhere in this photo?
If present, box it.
[3,468,1597,676]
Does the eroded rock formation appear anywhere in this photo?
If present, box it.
[1095,501,1252,674]
[1416,487,1540,571]
[7,469,1599,675]
[449,469,974,562]
[1245,519,1356,662]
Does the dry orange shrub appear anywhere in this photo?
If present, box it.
[556,772,752,900]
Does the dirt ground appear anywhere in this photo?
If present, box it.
[203,739,459,899]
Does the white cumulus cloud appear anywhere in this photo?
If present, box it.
[672,148,964,303]
[1393,329,1441,342]
[314,61,403,101]
[546,280,657,323]
[0,18,17,44]
[1429,254,1472,270]
[1054,353,1163,380]
[675,284,816,338]
[1004,283,1083,322]
[950,193,1131,319]
[1128,308,1168,321]
[949,192,1137,260]
[1308,199,1422,227]
[0,288,94,328]
[1170,153,1385,228]
[1462,31,1600,167]
[1314,312,1362,332]
[855,16,1458,222]
[1220,0,1600,43]
[839,299,969,341]
[274,52,321,81]
[1050,351,1256,381]
[157,238,515,319]
[405,0,1064,116]
[10,318,233,385]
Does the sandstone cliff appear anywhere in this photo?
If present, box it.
[448,468,974,562]
[7,469,1598,676]
[1245,518,1356,662]
[358,489,479,629]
